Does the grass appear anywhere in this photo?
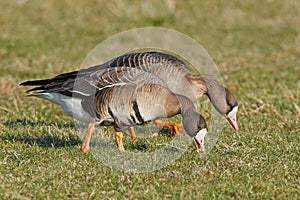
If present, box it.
[0,0,299,199]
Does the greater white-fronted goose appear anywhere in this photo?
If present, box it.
[87,51,239,132]
[21,67,208,152]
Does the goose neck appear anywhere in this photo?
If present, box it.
[176,94,197,116]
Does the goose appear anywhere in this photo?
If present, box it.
[21,67,208,153]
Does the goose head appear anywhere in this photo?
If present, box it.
[182,113,208,152]
[201,75,239,131]
[206,83,239,131]
[224,88,239,131]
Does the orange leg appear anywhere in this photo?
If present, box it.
[80,122,95,154]
[115,131,125,152]
[129,126,137,140]
[153,119,184,135]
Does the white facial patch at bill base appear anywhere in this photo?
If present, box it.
[195,128,207,143]
[227,106,238,119]
[226,105,239,131]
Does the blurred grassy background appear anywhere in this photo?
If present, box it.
[0,0,299,199]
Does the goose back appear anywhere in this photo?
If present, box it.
[103,52,205,102]
[21,52,205,102]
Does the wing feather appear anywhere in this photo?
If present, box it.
[21,51,188,99]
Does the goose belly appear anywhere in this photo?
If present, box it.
[129,86,179,124]
[34,92,94,123]
[108,101,159,126]
[134,102,168,122]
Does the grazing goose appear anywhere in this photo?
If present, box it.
[21,67,208,153]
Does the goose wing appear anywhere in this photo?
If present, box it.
[78,67,166,94]
[84,51,190,77]
[21,51,198,100]
[103,52,199,101]
[107,51,189,73]
[104,52,197,101]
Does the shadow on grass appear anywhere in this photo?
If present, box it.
[1,118,81,148]
[3,118,77,129]
[2,119,176,150]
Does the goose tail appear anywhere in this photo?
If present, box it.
[20,79,51,86]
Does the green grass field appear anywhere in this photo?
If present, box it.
[1,0,299,199]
